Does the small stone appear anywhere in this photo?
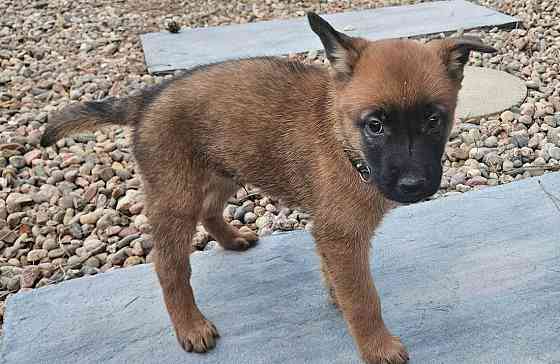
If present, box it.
[75,247,89,258]
[129,202,144,215]
[42,238,58,251]
[255,213,274,230]
[223,205,236,220]
[20,266,40,288]
[84,256,101,268]
[24,149,42,165]
[165,20,181,33]
[27,249,48,262]
[123,256,144,267]
[502,159,514,171]
[233,206,247,221]
[118,227,139,238]
[48,248,66,259]
[484,136,498,148]
[69,89,83,100]
[99,167,114,182]
[6,193,33,213]
[110,247,130,265]
[456,184,471,193]
[84,239,105,253]
[469,147,493,161]
[116,190,141,213]
[525,80,539,89]
[130,240,144,256]
[500,110,514,123]
[103,43,118,55]
[548,127,560,145]
[8,156,26,168]
[204,240,219,251]
[549,147,560,160]
[133,214,149,229]
[244,212,257,224]
[466,176,488,187]
[68,223,83,239]
[66,255,82,267]
[511,132,529,148]
[7,277,20,291]
[83,184,98,202]
[543,115,557,127]
[79,210,104,225]
[482,152,502,167]
[81,265,99,275]
[450,172,466,187]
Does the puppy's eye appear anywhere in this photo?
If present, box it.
[364,116,384,136]
[426,113,441,130]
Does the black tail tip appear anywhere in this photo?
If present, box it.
[306,12,320,24]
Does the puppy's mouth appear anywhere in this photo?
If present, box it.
[382,189,435,204]
[374,179,439,204]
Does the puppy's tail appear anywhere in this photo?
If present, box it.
[40,95,144,147]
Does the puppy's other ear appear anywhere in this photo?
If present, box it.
[307,12,364,79]
[433,36,497,82]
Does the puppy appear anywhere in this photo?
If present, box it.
[40,13,496,364]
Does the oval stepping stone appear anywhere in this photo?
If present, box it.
[456,66,527,120]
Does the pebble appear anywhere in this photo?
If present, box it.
[20,266,41,289]
[502,159,515,171]
[500,110,514,123]
[511,132,529,148]
[79,210,104,225]
[123,256,144,267]
[244,212,257,224]
[27,249,48,262]
[111,247,130,266]
[549,147,560,160]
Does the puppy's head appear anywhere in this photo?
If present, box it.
[308,13,496,203]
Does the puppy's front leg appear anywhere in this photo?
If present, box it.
[314,228,409,364]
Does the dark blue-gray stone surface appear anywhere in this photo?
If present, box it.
[140,0,518,74]
[2,172,560,364]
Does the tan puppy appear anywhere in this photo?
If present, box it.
[41,13,496,364]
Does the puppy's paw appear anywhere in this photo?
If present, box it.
[238,226,258,243]
[220,226,258,251]
[360,333,409,364]
[176,317,220,353]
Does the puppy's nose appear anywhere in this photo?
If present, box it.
[397,176,426,194]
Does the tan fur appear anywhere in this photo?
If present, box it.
[41,15,496,363]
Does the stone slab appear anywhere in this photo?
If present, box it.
[456,66,527,120]
[140,0,518,74]
[2,172,560,364]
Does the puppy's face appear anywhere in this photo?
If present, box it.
[308,13,496,203]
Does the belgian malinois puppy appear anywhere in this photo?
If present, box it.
[40,13,496,364]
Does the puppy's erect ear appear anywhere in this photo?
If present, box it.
[432,36,497,81]
[307,12,364,78]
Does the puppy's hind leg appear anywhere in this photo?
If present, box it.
[146,176,219,353]
[201,175,258,251]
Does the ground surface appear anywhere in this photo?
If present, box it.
[1,0,560,333]
[3,172,559,364]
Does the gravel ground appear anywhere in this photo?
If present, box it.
[1,0,559,333]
